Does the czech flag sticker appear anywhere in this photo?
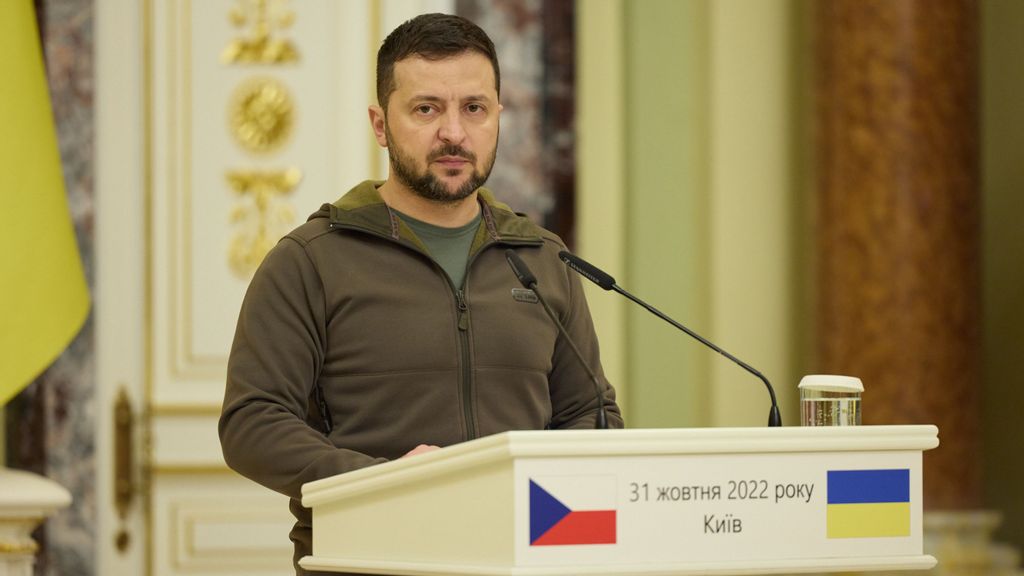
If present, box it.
[529,477,617,546]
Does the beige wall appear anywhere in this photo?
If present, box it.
[622,0,711,427]
[982,0,1024,552]
[577,0,628,412]
[580,0,1024,554]
[579,0,803,429]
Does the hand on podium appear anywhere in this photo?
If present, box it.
[402,444,441,458]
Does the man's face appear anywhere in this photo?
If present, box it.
[375,52,501,204]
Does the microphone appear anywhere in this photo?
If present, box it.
[504,249,609,430]
[559,251,783,427]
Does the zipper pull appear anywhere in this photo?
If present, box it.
[456,290,469,331]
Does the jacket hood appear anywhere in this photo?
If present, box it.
[308,180,546,250]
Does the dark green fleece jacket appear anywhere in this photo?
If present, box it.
[219,180,622,574]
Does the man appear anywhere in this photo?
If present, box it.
[219,13,622,575]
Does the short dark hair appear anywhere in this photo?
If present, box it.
[376,13,501,111]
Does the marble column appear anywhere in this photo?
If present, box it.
[455,0,576,243]
[813,0,981,510]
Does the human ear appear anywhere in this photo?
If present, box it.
[368,105,388,148]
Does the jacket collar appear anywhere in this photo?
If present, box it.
[317,180,544,249]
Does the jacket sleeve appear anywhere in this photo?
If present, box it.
[547,259,624,430]
[219,237,386,499]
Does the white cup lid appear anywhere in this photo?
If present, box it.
[798,374,864,393]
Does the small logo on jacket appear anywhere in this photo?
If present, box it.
[512,288,539,304]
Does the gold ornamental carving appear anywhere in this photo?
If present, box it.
[222,0,299,65]
[226,168,302,277]
[228,78,294,154]
[0,539,39,554]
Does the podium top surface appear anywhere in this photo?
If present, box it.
[302,425,938,508]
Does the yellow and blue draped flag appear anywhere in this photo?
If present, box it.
[0,0,91,406]
[827,469,910,538]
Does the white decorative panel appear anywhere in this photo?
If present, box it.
[141,3,451,574]
[153,475,294,574]
[151,412,225,469]
[150,0,375,405]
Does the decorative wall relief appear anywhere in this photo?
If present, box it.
[222,0,301,277]
[222,0,299,65]
[225,167,302,277]
[228,77,294,154]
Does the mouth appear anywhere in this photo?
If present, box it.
[433,155,470,165]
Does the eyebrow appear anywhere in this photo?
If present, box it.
[407,94,494,104]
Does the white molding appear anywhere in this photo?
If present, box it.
[304,426,939,507]
[95,0,146,573]
[301,555,937,576]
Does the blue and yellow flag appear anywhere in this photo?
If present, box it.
[827,469,911,539]
[0,1,91,405]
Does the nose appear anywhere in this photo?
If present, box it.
[437,109,467,144]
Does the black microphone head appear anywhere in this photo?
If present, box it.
[558,251,616,291]
[505,249,538,289]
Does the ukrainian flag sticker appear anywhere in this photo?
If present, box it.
[827,469,911,539]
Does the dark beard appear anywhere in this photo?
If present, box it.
[386,130,497,205]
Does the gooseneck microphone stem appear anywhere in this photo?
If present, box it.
[614,287,781,426]
[533,290,610,430]
[505,250,609,430]
[560,251,782,427]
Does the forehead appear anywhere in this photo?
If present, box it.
[390,52,497,100]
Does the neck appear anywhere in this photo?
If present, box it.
[377,179,481,228]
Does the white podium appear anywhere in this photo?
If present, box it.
[301,426,938,575]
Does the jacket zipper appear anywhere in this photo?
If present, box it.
[454,288,475,440]
[331,218,542,442]
[439,240,541,442]
[451,238,540,440]
[412,236,539,442]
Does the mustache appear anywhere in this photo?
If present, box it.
[428,144,477,163]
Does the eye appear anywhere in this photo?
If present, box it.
[465,103,485,114]
[414,104,436,115]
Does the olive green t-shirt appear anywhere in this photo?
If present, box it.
[395,209,482,289]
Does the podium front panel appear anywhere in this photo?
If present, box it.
[514,450,923,567]
[300,426,938,575]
